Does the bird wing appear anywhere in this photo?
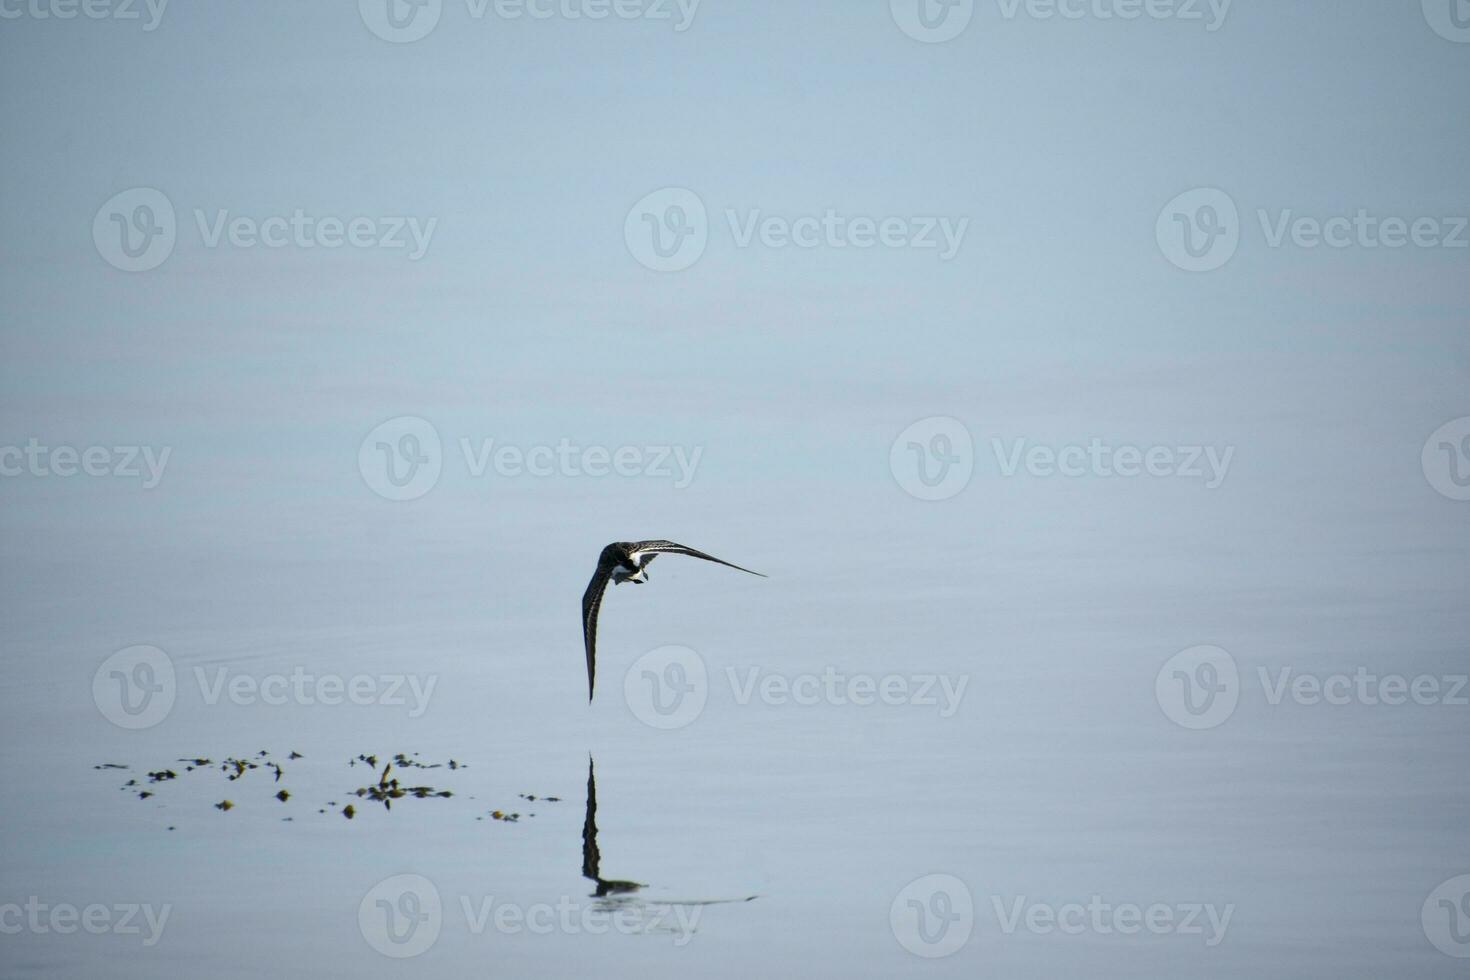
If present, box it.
[582,567,613,701]
[627,540,767,577]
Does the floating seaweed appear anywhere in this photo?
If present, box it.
[350,761,454,810]
[99,750,468,822]
[221,758,256,781]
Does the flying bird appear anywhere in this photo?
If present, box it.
[581,540,766,701]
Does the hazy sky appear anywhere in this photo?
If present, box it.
[2,0,1466,617]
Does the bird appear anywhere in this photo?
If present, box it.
[581,540,766,701]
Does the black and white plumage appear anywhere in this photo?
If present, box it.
[581,540,766,701]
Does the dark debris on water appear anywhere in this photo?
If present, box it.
[351,762,454,811]
[97,749,473,823]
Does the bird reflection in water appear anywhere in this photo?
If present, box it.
[581,756,644,900]
[580,755,758,922]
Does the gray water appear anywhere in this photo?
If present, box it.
[3,2,1469,977]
